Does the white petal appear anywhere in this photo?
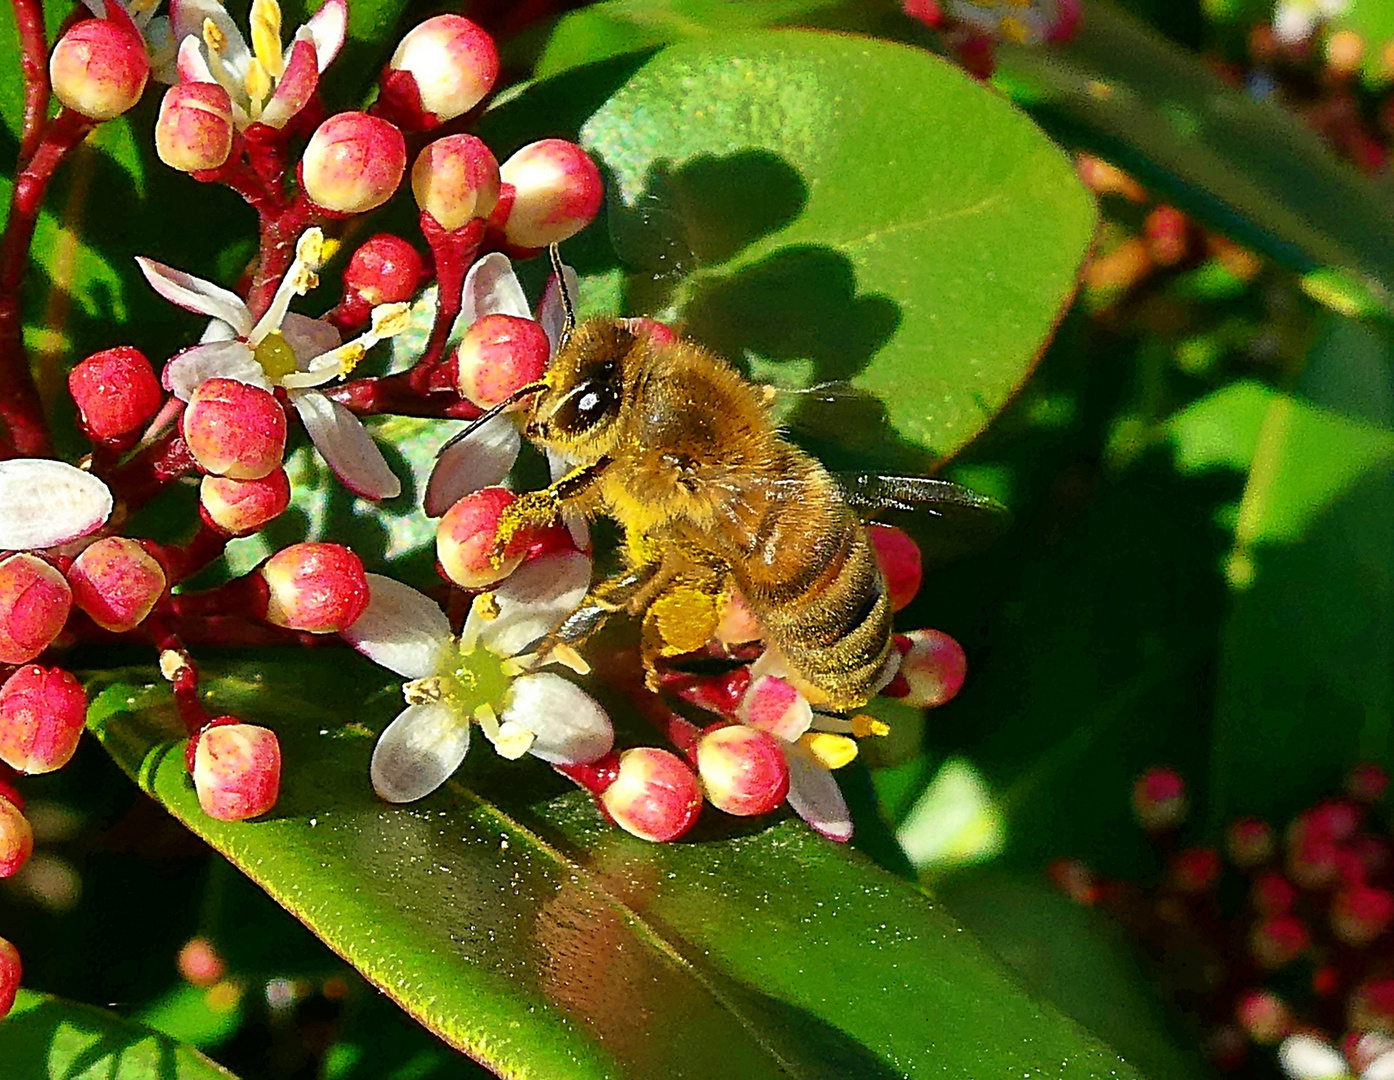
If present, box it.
[136,256,253,336]
[370,702,470,802]
[342,573,452,678]
[784,745,852,842]
[303,0,347,71]
[479,552,591,657]
[503,672,613,765]
[1367,1053,1394,1080]
[460,253,531,324]
[537,262,580,350]
[200,318,238,344]
[291,390,401,500]
[1279,1036,1350,1080]
[175,33,215,83]
[1272,3,1318,44]
[281,312,341,363]
[165,341,266,400]
[423,413,521,517]
[169,0,251,76]
[0,459,113,550]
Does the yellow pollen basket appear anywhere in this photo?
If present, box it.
[254,332,299,380]
[800,732,858,770]
[650,586,720,656]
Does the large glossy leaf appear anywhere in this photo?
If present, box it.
[484,31,1096,465]
[0,990,239,1080]
[89,656,1146,1080]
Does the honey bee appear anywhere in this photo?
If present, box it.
[467,248,998,712]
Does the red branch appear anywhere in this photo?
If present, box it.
[414,215,485,387]
[145,615,210,737]
[11,0,49,165]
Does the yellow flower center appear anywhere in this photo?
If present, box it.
[254,331,298,380]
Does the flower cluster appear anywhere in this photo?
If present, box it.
[1049,765,1394,1077]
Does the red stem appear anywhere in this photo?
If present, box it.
[0,110,92,456]
[145,615,210,737]
[11,0,49,166]
[106,430,199,510]
[413,215,485,387]
[246,194,321,320]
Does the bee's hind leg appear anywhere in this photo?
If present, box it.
[638,573,729,691]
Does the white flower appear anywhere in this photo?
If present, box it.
[342,552,613,802]
[167,0,346,129]
[137,228,410,500]
[1272,0,1352,44]
[946,0,1079,45]
[1280,1033,1394,1080]
[0,459,113,550]
[423,252,579,518]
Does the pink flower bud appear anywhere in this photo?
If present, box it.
[1131,767,1188,832]
[0,796,32,877]
[436,487,531,588]
[868,523,922,612]
[50,18,149,121]
[260,542,370,634]
[0,554,72,665]
[600,747,703,842]
[884,629,966,708]
[301,112,406,215]
[1331,884,1394,946]
[1251,872,1297,915]
[1168,846,1221,894]
[67,537,165,633]
[737,675,811,741]
[191,720,281,821]
[1346,762,1389,804]
[455,314,550,409]
[68,346,162,439]
[388,15,499,123]
[695,724,789,817]
[343,234,425,308]
[1227,816,1274,868]
[497,140,603,249]
[412,134,500,230]
[200,469,291,536]
[1351,978,1394,1031]
[182,378,287,480]
[1250,913,1309,969]
[622,317,678,346]
[0,936,18,1019]
[1236,990,1290,1044]
[0,665,87,774]
[176,936,225,987]
[155,83,234,173]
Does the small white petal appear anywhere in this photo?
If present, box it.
[200,318,238,344]
[537,262,580,350]
[1278,1035,1351,1080]
[0,459,113,550]
[370,702,470,803]
[291,390,401,500]
[479,552,591,657]
[170,0,251,76]
[784,745,852,842]
[460,253,532,325]
[343,573,452,678]
[423,413,521,517]
[304,0,347,71]
[281,312,341,363]
[136,256,253,336]
[165,341,267,400]
[502,672,613,764]
[1272,3,1318,44]
[1367,1053,1394,1080]
[175,33,215,84]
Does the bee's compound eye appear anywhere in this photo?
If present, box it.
[554,378,617,433]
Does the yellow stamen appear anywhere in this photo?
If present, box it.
[800,732,858,770]
[472,702,500,738]
[202,17,227,54]
[998,15,1031,43]
[331,343,366,378]
[549,643,591,675]
[370,302,413,338]
[403,676,443,705]
[254,331,298,380]
[243,57,272,118]
[851,715,891,738]
[295,228,327,270]
[476,592,500,620]
[249,0,286,79]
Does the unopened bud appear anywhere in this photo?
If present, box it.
[68,537,166,632]
[497,139,603,249]
[183,378,286,480]
[1346,762,1389,804]
[0,665,88,774]
[885,629,966,708]
[1332,884,1394,947]
[436,487,531,588]
[191,721,281,820]
[343,234,425,309]
[600,747,703,842]
[868,524,922,612]
[0,796,32,877]
[155,83,235,172]
[260,542,370,634]
[302,112,406,215]
[455,314,550,409]
[622,317,678,346]
[695,724,789,817]
[1250,913,1309,969]
[200,470,291,536]
[1047,857,1100,905]
[68,346,162,439]
[1168,846,1221,894]
[50,18,149,121]
[1131,767,1187,831]
[176,936,226,986]
[0,936,18,1019]
[0,554,72,665]
[1227,816,1274,868]
[1351,978,1394,1032]
[1251,872,1297,915]
[1236,989,1290,1045]
[388,15,499,123]
[412,134,500,230]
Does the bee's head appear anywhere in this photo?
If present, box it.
[525,320,637,457]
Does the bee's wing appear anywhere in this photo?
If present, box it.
[834,473,1006,516]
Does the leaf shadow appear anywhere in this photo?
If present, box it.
[0,997,187,1080]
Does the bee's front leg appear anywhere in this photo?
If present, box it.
[490,458,610,566]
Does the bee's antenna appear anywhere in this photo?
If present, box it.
[437,380,548,454]
[549,243,576,349]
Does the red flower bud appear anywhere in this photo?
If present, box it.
[0,936,18,1019]
[302,112,406,215]
[455,314,550,409]
[200,470,291,536]
[155,83,235,173]
[343,234,425,309]
[260,543,370,634]
[884,629,966,708]
[600,747,703,842]
[67,537,166,632]
[695,724,789,817]
[1131,767,1187,832]
[68,346,162,439]
[0,665,87,774]
[1250,913,1309,969]
[183,378,287,480]
[412,134,500,230]
[1226,816,1274,868]
[0,554,72,665]
[868,523,922,612]
[436,487,532,589]
[191,721,281,821]
[387,15,498,123]
[50,18,149,121]
[497,140,603,249]
[0,795,32,877]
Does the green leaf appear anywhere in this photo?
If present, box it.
[995,2,1394,315]
[89,657,1147,1080]
[485,31,1096,464]
[0,990,239,1080]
